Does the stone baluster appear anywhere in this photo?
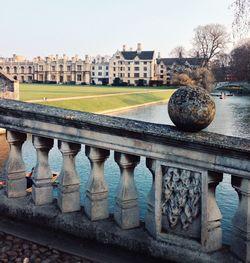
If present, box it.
[145,158,157,237]
[231,176,250,262]
[114,152,140,229]
[85,146,110,220]
[58,141,81,213]
[32,136,54,205]
[204,171,223,252]
[3,130,27,198]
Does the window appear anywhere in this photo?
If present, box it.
[134,67,139,71]
[67,75,71,82]
[21,67,24,73]
[106,66,109,70]
[77,65,82,71]
[160,75,164,78]
[67,66,71,71]
[52,66,56,71]
[92,66,95,70]
[77,74,82,81]
[134,61,139,65]
[98,66,102,70]
[116,56,120,59]
[144,67,147,71]
[92,72,95,76]
[98,72,102,76]
[144,73,147,78]
[39,65,43,71]
[160,70,164,74]
[134,73,139,78]
[144,62,147,65]
[28,66,32,74]
[161,65,164,68]
[14,66,17,73]
[39,74,43,81]
[6,67,10,74]
[128,73,130,77]
[128,62,131,65]
[113,62,116,65]
[120,67,123,71]
[113,67,116,71]
[128,67,130,71]
[51,75,56,81]
[106,72,108,76]
[113,73,116,77]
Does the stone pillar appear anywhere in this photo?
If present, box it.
[3,130,26,198]
[231,176,250,262]
[145,158,157,237]
[32,136,53,205]
[114,152,140,229]
[85,146,110,220]
[205,171,223,252]
[58,141,81,213]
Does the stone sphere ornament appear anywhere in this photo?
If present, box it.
[168,86,216,132]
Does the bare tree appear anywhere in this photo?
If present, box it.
[193,24,230,67]
[169,46,186,58]
[231,0,250,38]
[230,39,250,81]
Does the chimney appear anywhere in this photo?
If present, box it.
[137,43,142,53]
[158,52,161,59]
[122,44,126,51]
[85,55,89,63]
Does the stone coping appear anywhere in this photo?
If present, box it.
[0,99,249,158]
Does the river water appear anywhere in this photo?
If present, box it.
[0,95,249,244]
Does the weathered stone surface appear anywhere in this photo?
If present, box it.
[168,86,216,132]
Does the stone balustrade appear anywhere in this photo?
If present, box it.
[0,99,249,262]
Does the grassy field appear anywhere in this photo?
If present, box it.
[20,83,175,113]
[39,91,174,113]
[20,83,171,101]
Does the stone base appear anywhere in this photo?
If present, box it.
[84,195,108,221]
[7,178,26,198]
[0,190,241,263]
[231,230,250,262]
[32,185,53,206]
[114,204,139,229]
[58,190,80,213]
[205,225,222,252]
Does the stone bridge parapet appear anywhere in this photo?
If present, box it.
[0,99,249,262]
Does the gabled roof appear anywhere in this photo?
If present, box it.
[157,57,203,66]
[121,51,155,60]
[0,70,16,82]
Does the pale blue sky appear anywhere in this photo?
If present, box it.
[0,0,235,59]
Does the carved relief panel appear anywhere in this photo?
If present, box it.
[155,161,207,246]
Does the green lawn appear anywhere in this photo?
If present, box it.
[38,90,175,113]
[20,83,171,101]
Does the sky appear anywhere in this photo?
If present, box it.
[0,0,236,59]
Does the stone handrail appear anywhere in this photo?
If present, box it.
[0,99,250,262]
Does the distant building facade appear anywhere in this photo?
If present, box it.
[0,54,91,84]
[0,70,19,100]
[109,43,156,85]
[156,54,203,85]
[91,55,110,85]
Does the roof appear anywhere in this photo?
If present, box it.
[157,57,203,66]
[121,51,155,60]
[0,70,16,82]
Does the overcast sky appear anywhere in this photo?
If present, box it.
[0,0,236,59]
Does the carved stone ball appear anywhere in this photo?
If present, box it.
[168,86,216,132]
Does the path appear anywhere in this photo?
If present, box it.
[26,89,168,103]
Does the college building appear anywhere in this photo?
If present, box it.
[0,45,204,86]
